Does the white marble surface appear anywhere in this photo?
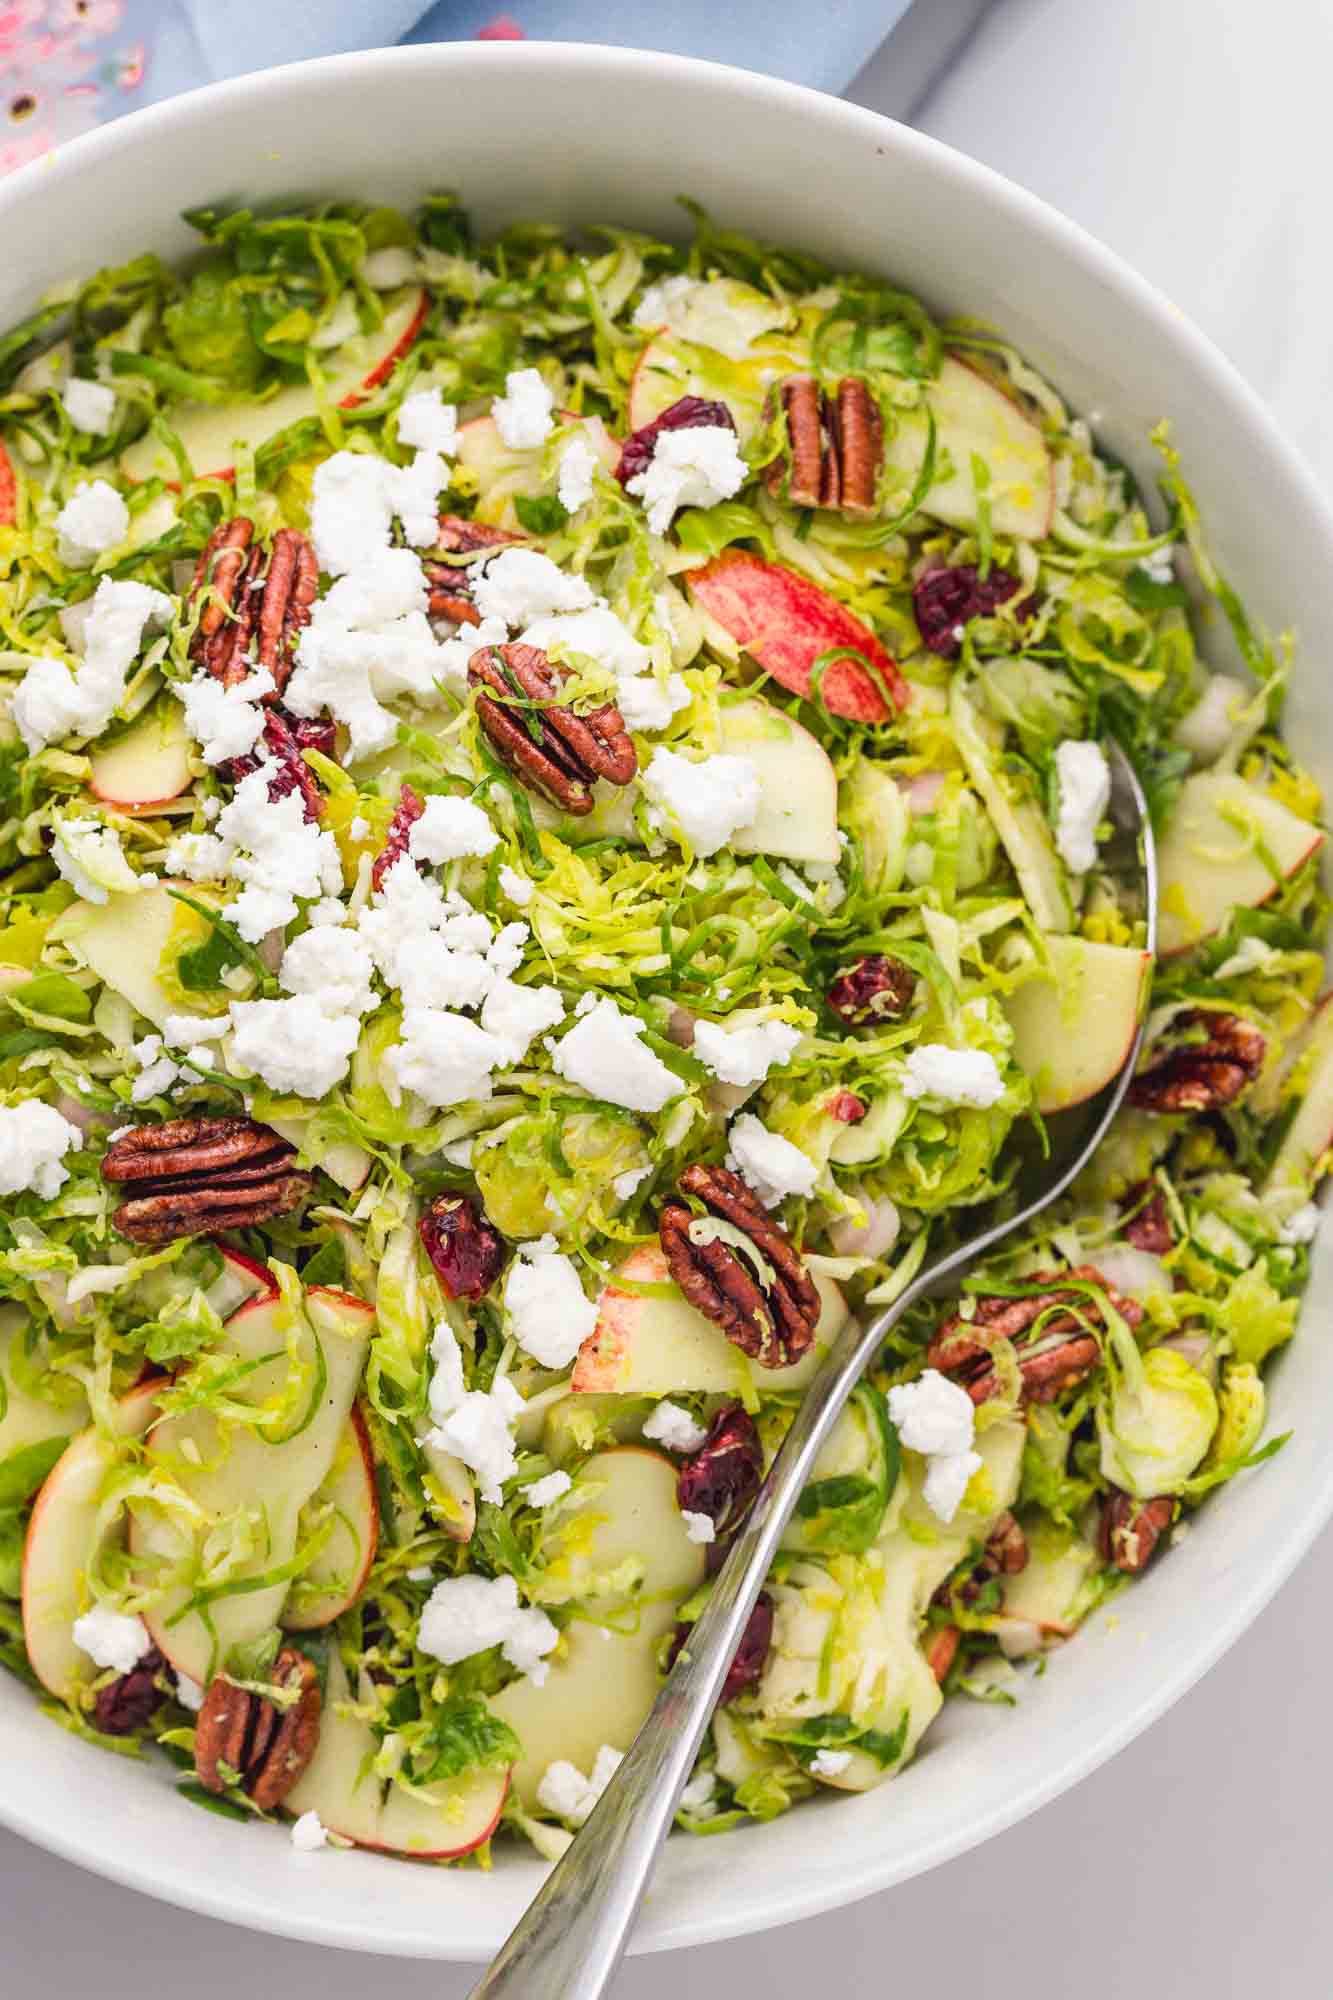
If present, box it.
[7,3,1330,1991]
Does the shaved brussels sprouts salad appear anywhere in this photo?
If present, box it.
[0,195,1326,1863]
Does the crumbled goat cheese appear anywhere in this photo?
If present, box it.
[55,478,128,565]
[60,377,116,434]
[535,1745,623,1826]
[809,1749,853,1778]
[681,1509,716,1545]
[166,760,343,941]
[504,1235,599,1368]
[1137,540,1176,585]
[521,603,649,679]
[11,577,171,752]
[492,366,555,450]
[522,1469,573,1509]
[428,1376,525,1504]
[397,385,459,457]
[557,432,599,511]
[1054,739,1112,875]
[286,544,453,760]
[472,547,595,627]
[679,1769,716,1810]
[1281,1202,1322,1245]
[887,1369,981,1525]
[418,1572,557,1682]
[692,1018,801,1088]
[626,425,748,536]
[361,245,418,288]
[642,747,761,856]
[228,993,361,1099]
[387,1009,509,1107]
[902,1044,1006,1110]
[290,1811,329,1852]
[427,1320,468,1425]
[498,864,533,907]
[642,1399,708,1454]
[0,1102,83,1198]
[612,1165,651,1203]
[551,996,684,1113]
[71,1606,152,1675]
[614,669,690,734]
[632,273,695,329]
[130,1034,182,1103]
[408,794,500,864]
[278,925,378,1018]
[481,978,565,1063]
[175,1672,205,1712]
[49,817,143,904]
[726,1112,819,1209]
[306,448,447,575]
[1174,674,1249,764]
[179,666,275,765]
[162,1013,229,1049]
[394,933,495,1013]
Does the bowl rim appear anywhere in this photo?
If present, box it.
[2,36,1332,1960]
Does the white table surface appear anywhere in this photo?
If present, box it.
[7,2,1331,1992]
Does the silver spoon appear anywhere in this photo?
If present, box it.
[469,741,1155,2000]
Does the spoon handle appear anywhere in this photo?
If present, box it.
[466,1292,910,2000]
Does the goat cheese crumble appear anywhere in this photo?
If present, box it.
[418,1573,557,1682]
[492,366,555,450]
[535,1745,623,1826]
[0,1101,83,1198]
[60,377,116,434]
[178,667,275,765]
[557,433,599,511]
[902,1045,1006,1109]
[290,1811,330,1852]
[642,1400,708,1453]
[71,1605,153,1675]
[55,478,128,565]
[642,747,761,856]
[726,1112,819,1208]
[1054,739,1112,875]
[887,1369,982,1525]
[692,1018,802,1088]
[551,996,683,1113]
[625,424,748,536]
[12,578,171,752]
[681,1509,716,1545]
[504,1235,599,1368]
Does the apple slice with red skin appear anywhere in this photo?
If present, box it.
[0,1304,89,1459]
[687,551,906,721]
[131,1284,374,1684]
[1002,937,1153,1114]
[203,1243,277,1319]
[282,1405,379,1630]
[87,696,194,815]
[0,439,16,527]
[21,1380,159,1702]
[120,288,428,485]
[285,1648,508,1857]
[884,354,1055,542]
[1156,772,1325,956]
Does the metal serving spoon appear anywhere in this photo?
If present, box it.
[469,742,1155,2000]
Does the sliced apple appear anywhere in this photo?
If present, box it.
[1263,998,1333,1196]
[455,411,618,532]
[884,355,1054,541]
[53,878,205,1030]
[203,1244,276,1320]
[120,288,428,484]
[0,1305,88,1459]
[950,678,1073,932]
[0,438,16,527]
[626,319,805,443]
[286,1649,508,1856]
[573,1244,848,1396]
[130,1285,373,1683]
[688,551,905,721]
[1003,937,1152,1113]
[998,1522,1098,1649]
[21,1381,159,1701]
[266,1114,371,1196]
[88,696,194,814]
[282,1407,378,1630]
[493,1446,707,1808]
[718,695,841,867]
[1157,772,1325,956]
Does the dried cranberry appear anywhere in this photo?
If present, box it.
[93,1646,166,1736]
[827,1091,866,1124]
[1121,1182,1172,1254]
[676,1403,764,1540]
[911,563,1028,660]
[826,953,917,1027]
[616,395,736,487]
[229,706,332,823]
[372,783,425,892]
[668,1592,774,1702]
[419,1192,508,1300]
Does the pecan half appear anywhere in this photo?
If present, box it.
[194,1647,321,1810]
[101,1116,314,1245]
[1097,1489,1175,1574]
[826,953,917,1027]
[425,514,525,624]
[668,1591,773,1703]
[189,520,318,696]
[469,641,637,816]
[934,1511,1029,1610]
[93,1645,166,1736]
[371,782,425,891]
[764,376,882,515]
[659,1164,821,1369]
[419,1192,508,1300]
[1121,1181,1173,1254]
[1128,1009,1266,1113]
[925,1624,961,1685]
[928,1265,1144,1406]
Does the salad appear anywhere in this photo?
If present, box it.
[0,195,1326,1863]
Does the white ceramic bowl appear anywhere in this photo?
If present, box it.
[1,40,1330,1963]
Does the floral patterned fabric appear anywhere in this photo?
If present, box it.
[0,0,909,175]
